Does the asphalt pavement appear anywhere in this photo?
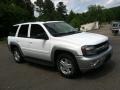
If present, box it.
[0,29,120,90]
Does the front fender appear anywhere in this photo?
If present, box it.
[51,46,78,63]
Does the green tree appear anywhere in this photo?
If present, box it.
[43,0,55,20]
[13,0,34,16]
[88,5,104,22]
[34,0,44,15]
[67,10,75,22]
[56,2,67,20]
[70,15,80,28]
[0,0,34,38]
[35,0,56,21]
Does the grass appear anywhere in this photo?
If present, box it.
[0,37,7,44]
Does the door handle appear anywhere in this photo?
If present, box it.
[29,42,32,44]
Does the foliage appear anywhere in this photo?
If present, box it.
[35,0,120,27]
[56,2,67,20]
[0,0,34,38]
[68,5,120,27]
[34,0,44,15]
[1,0,120,38]
[70,14,80,28]
[35,0,67,21]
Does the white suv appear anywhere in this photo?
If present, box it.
[8,21,112,78]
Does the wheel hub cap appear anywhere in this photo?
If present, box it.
[59,58,72,75]
[14,51,20,61]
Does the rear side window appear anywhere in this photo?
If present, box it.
[9,26,19,36]
[18,25,29,37]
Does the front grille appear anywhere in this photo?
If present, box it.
[95,41,109,54]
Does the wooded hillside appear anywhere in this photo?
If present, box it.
[0,0,120,38]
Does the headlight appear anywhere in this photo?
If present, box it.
[81,45,96,56]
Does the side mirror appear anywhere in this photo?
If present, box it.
[41,34,49,40]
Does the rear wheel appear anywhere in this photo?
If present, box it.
[56,53,79,78]
[12,47,23,63]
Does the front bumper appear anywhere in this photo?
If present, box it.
[76,45,112,72]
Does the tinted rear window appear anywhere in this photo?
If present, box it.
[9,26,19,36]
[18,25,29,37]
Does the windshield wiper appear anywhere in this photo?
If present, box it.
[67,31,80,34]
[53,31,80,37]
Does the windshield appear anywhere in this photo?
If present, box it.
[44,22,80,37]
[112,23,118,27]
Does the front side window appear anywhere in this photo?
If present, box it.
[18,25,29,37]
[44,22,80,37]
[30,24,47,39]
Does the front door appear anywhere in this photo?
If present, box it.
[27,24,51,61]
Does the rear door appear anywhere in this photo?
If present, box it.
[16,24,30,56]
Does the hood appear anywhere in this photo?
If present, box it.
[56,32,108,46]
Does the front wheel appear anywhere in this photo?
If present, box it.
[57,53,79,78]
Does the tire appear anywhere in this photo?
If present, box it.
[56,53,79,78]
[12,47,23,63]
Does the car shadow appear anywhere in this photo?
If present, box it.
[25,61,57,72]
[7,44,116,79]
[80,60,115,79]
[22,58,115,79]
